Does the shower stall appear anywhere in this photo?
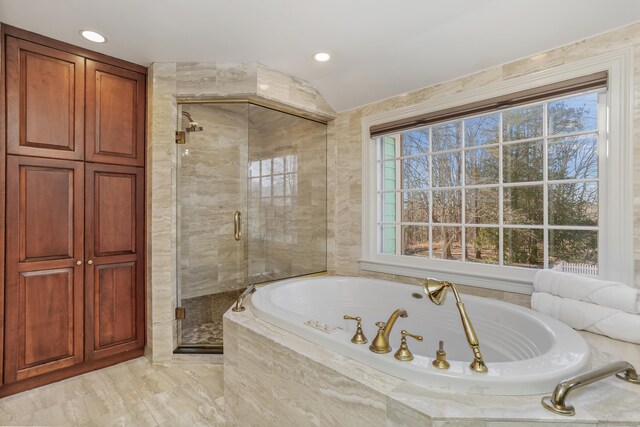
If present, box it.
[175,102,327,351]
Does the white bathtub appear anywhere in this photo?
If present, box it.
[250,276,590,395]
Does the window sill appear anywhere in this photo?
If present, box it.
[359,257,534,295]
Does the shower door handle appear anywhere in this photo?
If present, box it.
[234,211,242,241]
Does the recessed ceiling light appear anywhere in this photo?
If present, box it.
[80,30,106,43]
[313,52,331,62]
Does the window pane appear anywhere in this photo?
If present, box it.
[382,136,397,159]
[381,224,397,255]
[285,154,297,173]
[432,152,461,187]
[402,157,429,189]
[503,185,543,225]
[465,227,499,264]
[503,140,543,183]
[382,160,397,190]
[549,182,598,226]
[402,225,429,257]
[503,228,543,268]
[503,105,543,141]
[464,113,499,147]
[261,176,271,197]
[432,190,461,224]
[402,191,429,223]
[432,226,462,260]
[273,175,284,197]
[381,192,397,222]
[549,229,598,268]
[402,129,429,156]
[465,188,499,224]
[548,135,598,180]
[548,92,598,135]
[250,161,260,177]
[432,121,461,152]
[261,159,272,176]
[250,177,261,197]
[465,146,499,185]
[273,157,284,174]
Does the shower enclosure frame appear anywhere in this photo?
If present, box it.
[174,98,329,353]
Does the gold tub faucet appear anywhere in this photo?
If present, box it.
[423,278,488,373]
[369,308,408,354]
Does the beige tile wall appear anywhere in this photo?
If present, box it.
[328,21,640,304]
[147,62,335,363]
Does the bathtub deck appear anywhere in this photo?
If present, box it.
[224,299,640,426]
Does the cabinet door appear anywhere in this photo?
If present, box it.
[85,164,144,360]
[4,156,84,383]
[6,37,85,160]
[85,60,145,167]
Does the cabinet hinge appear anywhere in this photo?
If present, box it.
[175,307,186,320]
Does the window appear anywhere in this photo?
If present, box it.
[361,53,633,292]
[376,91,602,272]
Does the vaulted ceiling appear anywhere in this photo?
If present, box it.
[2,0,639,111]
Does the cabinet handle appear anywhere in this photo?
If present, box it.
[76,260,82,265]
[234,211,242,241]
[87,260,93,265]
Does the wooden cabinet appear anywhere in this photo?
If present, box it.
[5,36,85,160]
[1,25,147,397]
[85,164,144,360]
[85,61,146,166]
[4,157,85,383]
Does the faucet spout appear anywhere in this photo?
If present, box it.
[369,308,408,354]
[382,309,408,338]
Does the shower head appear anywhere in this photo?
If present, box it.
[182,111,204,132]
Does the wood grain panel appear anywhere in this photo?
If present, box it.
[20,164,74,261]
[6,36,84,160]
[20,270,74,368]
[95,263,136,349]
[5,156,84,383]
[85,164,144,360]
[86,60,145,166]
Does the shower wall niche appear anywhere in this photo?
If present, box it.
[176,102,327,349]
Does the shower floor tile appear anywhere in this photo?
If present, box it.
[180,289,241,346]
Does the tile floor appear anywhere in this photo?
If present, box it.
[0,357,231,426]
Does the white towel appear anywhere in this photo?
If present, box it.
[533,270,640,314]
[531,292,640,344]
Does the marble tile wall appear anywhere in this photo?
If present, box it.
[147,61,335,363]
[328,21,640,303]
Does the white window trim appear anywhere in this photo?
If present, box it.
[360,49,634,295]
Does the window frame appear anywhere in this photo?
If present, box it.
[360,50,634,294]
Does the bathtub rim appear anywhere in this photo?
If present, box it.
[250,275,591,395]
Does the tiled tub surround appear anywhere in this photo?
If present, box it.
[224,301,640,426]
[250,276,589,395]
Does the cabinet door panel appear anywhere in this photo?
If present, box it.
[86,60,145,166]
[85,164,144,359]
[6,37,84,160]
[5,156,84,383]
[94,263,136,348]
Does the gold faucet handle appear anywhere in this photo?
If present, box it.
[375,321,386,330]
[343,315,368,344]
[401,330,423,342]
[394,330,423,362]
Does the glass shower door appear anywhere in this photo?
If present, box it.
[176,103,249,349]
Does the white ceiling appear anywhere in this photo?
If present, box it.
[1,0,640,111]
